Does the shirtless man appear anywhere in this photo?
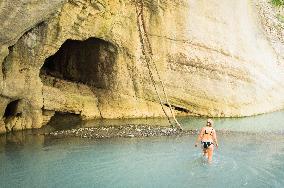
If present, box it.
[194,119,218,162]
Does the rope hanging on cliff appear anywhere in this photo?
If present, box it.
[135,0,183,130]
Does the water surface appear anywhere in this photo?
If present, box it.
[1,111,284,188]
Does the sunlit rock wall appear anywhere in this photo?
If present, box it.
[0,0,284,133]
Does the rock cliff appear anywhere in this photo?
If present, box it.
[0,0,284,133]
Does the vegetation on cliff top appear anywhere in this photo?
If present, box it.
[271,0,284,7]
[271,0,284,23]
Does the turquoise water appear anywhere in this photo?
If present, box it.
[1,111,284,188]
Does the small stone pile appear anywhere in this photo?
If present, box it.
[48,124,197,139]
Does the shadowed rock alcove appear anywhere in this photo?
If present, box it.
[4,99,22,119]
[39,37,119,124]
[40,37,118,89]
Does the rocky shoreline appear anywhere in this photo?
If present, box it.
[48,124,197,139]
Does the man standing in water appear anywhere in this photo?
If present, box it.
[194,119,218,162]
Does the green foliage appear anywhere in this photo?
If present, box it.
[277,14,284,24]
[271,0,284,7]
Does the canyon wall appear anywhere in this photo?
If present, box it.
[0,0,284,133]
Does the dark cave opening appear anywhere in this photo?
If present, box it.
[40,37,118,89]
[4,100,22,118]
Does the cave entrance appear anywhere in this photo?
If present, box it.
[4,99,22,118]
[40,37,117,89]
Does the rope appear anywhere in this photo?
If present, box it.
[135,0,183,130]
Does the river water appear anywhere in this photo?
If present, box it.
[1,110,284,188]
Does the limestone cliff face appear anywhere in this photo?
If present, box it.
[0,0,284,133]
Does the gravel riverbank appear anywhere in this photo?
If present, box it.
[48,124,197,139]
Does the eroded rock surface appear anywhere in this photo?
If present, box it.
[0,0,284,133]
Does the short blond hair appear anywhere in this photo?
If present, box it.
[207,118,214,127]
